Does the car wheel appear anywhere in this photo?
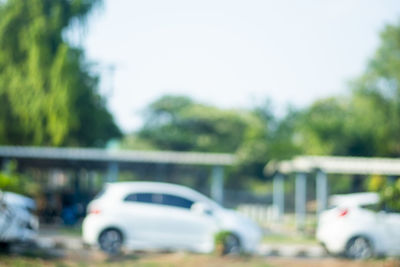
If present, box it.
[345,236,373,259]
[99,229,123,255]
[223,234,241,255]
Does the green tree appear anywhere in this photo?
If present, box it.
[137,95,253,153]
[123,95,272,187]
[294,95,387,157]
[350,20,400,157]
[0,0,121,147]
[0,161,39,196]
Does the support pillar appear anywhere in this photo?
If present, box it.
[273,173,284,221]
[73,169,80,193]
[88,171,94,192]
[211,166,224,204]
[295,172,307,230]
[2,159,11,175]
[316,170,328,215]
[156,163,166,181]
[107,162,119,182]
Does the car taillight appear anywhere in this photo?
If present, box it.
[338,208,348,217]
[90,208,101,215]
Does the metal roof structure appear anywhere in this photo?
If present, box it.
[0,146,235,167]
[265,155,400,176]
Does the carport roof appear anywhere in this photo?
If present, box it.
[264,155,400,176]
[0,146,235,166]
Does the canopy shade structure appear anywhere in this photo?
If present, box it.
[265,155,400,176]
[264,155,400,230]
[0,146,235,167]
[0,146,235,204]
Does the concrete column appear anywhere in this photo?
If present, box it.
[88,171,94,192]
[107,162,119,182]
[273,173,285,221]
[73,169,81,199]
[316,170,328,215]
[295,172,307,230]
[72,169,82,194]
[156,163,166,181]
[2,159,11,175]
[211,166,224,204]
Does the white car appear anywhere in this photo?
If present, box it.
[0,191,39,247]
[316,192,400,259]
[82,182,261,254]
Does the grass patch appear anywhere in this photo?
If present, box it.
[262,233,318,245]
[57,226,82,237]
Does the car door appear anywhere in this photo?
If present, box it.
[120,192,173,249]
[155,193,218,250]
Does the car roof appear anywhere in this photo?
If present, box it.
[329,192,379,207]
[103,181,217,206]
[106,181,196,193]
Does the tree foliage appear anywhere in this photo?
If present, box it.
[293,20,400,158]
[0,161,39,196]
[138,95,259,153]
[0,0,121,147]
[122,95,271,186]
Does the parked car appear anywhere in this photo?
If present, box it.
[0,191,39,248]
[82,182,262,254]
[316,192,400,259]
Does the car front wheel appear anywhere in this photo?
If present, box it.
[99,229,123,255]
[223,234,241,255]
[345,236,373,259]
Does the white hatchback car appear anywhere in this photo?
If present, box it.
[316,192,400,259]
[82,182,261,254]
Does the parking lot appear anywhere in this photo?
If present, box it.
[1,246,399,267]
[1,226,399,267]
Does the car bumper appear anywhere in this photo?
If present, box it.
[316,223,349,254]
[240,229,262,253]
[82,214,103,246]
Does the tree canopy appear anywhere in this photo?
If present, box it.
[0,0,121,147]
[293,20,400,158]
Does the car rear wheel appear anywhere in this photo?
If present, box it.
[99,229,123,255]
[345,236,373,259]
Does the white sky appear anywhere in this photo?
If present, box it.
[82,0,400,133]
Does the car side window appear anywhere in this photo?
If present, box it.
[124,193,154,204]
[160,194,194,209]
[124,193,194,209]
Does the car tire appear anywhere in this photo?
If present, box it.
[223,234,241,255]
[345,236,373,259]
[98,228,123,255]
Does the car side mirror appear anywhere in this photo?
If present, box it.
[191,202,213,216]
